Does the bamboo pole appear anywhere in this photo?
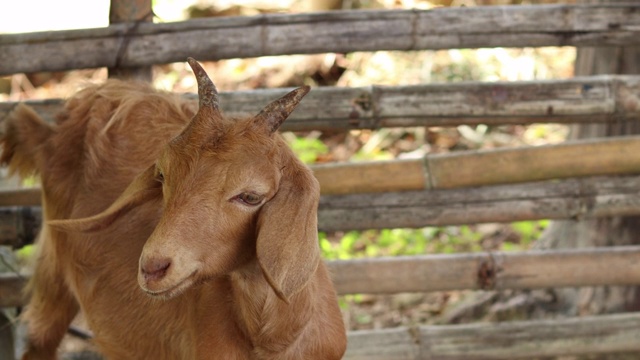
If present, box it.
[318,174,640,231]
[0,206,41,246]
[0,273,25,307]
[107,0,153,81]
[345,313,640,359]
[3,246,640,307]
[0,189,41,207]
[329,246,640,295]
[315,135,640,194]
[313,158,427,195]
[2,4,640,75]
[3,174,640,237]
[3,293,639,358]
[2,76,639,131]
[427,135,640,189]
[3,136,640,199]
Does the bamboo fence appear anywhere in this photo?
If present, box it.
[3,173,640,238]
[2,134,640,209]
[345,313,640,359]
[2,4,640,75]
[3,76,640,131]
[314,135,640,194]
[3,2,640,359]
[3,245,640,307]
[2,247,640,358]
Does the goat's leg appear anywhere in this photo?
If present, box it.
[20,250,79,360]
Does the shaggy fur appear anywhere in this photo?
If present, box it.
[2,61,346,360]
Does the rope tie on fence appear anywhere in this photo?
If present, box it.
[113,9,157,69]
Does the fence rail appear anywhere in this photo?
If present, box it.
[345,313,640,359]
[2,75,640,131]
[3,173,640,239]
[4,2,640,359]
[3,245,640,307]
[2,268,639,359]
[2,4,640,75]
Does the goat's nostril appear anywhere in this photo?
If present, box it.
[141,258,171,281]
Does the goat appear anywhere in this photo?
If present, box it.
[1,58,347,359]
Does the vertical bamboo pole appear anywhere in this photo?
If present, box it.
[108,0,153,81]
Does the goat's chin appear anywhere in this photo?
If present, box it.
[140,270,198,300]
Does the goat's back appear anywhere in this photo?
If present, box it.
[23,81,207,359]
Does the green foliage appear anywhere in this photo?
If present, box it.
[351,147,394,161]
[21,176,38,187]
[15,244,35,264]
[286,136,328,164]
[321,221,549,260]
[320,226,485,260]
[510,220,549,249]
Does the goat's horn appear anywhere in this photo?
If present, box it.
[187,57,220,110]
[256,86,310,133]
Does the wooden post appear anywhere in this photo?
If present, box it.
[0,313,13,360]
[107,0,153,81]
[539,3,640,349]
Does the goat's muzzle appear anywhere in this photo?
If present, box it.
[140,257,171,282]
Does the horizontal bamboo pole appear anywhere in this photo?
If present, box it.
[3,246,640,307]
[3,296,639,359]
[0,206,41,247]
[0,189,42,208]
[316,135,640,194]
[3,174,640,237]
[2,4,640,75]
[0,273,25,307]
[3,136,640,200]
[318,174,640,231]
[428,134,640,189]
[314,158,427,194]
[345,313,640,359]
[4,148,634,204]
[2,75,640,131]
[329,246,640,295]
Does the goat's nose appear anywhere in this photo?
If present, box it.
[141,257,171,282]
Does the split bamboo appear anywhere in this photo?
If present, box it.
[0,206,41,247]
[344,313,640,359]
[3,246,640,307]
[2,4,640,75]
[0,273,25,308]
[1,289,638,358]
[2,174,640,237]
[318,174,640,231]
[315,135,640,194]
[2,134,640,198]
[2,76,640,131]
[329,246,640,295]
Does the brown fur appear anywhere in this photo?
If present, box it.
[2,69,346,359]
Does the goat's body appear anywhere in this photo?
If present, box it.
[6,80,346,359]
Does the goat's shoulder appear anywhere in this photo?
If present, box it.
[45,80,196,215]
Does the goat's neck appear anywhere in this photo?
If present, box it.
[229,262,312,355]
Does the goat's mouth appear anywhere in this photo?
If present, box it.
[141,270,198,300]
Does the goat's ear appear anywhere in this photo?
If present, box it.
[48,165,161,233]
[256,163,321,303]
[1,104,54,179]
[255,86,310,133]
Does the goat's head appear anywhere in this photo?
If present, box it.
[49,58,320,303]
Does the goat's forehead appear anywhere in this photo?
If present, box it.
[159,132,281,171]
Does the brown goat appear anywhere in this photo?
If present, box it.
[1,58,346,359]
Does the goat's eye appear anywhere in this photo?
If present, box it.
[235,192,264,206]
